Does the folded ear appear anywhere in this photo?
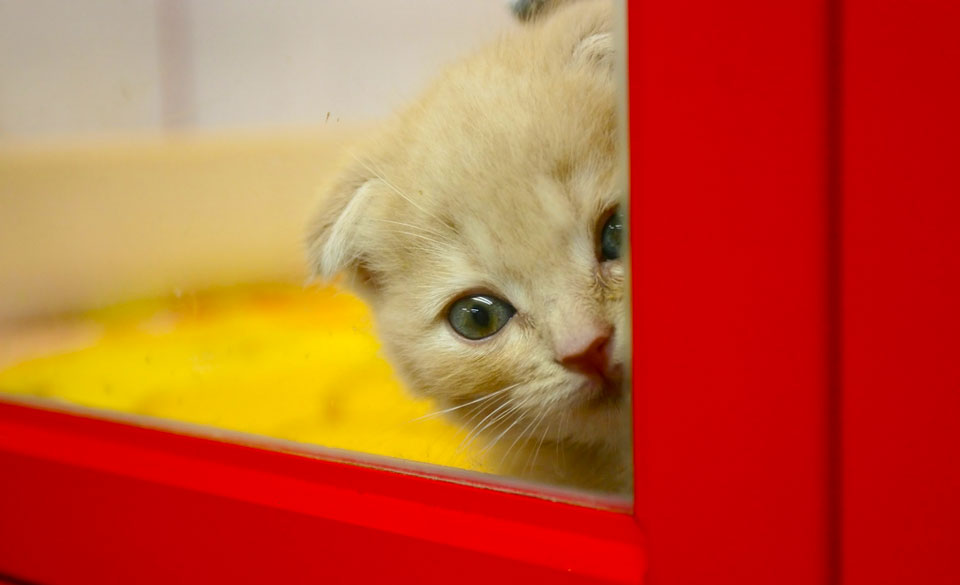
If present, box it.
[305,164,380,297]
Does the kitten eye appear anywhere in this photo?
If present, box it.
[599,206,625,261]
[448,294,516,340]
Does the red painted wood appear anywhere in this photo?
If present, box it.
[0,402,644,585]
[842,0,960,583]
[628,0,832,583]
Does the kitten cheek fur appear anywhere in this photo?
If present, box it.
[305,0,629,491]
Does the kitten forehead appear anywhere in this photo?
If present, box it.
[364,8,618,216]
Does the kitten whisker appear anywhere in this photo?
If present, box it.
[470,411,523,457]
[498,403,549,468]
[456,398,513,450]
[457,392,505,431]
[457,396,522,453]
[408,384,518,423]
[479,407,530,456]
[528,413,553,474]
[520,415,548,475]
[471,400,522,442]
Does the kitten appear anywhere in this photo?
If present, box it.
[307,0,629,493]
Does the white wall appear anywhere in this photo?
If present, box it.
[0,0,517,141]
[0,1,164,139]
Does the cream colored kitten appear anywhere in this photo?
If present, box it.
[307,0,629,493]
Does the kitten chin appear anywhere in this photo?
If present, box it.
[307,0,630,493]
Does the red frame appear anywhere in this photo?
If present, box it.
[0,402,642,584]
[2,1,959,583]
[841,0,960,583]
[630,0,832,580]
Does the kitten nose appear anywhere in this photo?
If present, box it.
[557,326,612,379]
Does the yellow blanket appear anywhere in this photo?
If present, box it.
[0,284,483,472]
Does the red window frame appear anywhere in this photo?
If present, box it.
[2,0,958,583]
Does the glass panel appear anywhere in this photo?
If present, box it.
[0,0,631,502]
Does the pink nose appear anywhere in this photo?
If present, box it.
[558,329,612,379]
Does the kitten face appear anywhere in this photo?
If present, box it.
[308,1,627,483]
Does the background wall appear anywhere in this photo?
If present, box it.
[0,0,516,141]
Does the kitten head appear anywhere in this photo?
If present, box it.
[307,1,627,458]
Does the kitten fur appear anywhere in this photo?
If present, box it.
[307,0,629,492]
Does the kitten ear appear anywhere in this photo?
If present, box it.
[306,169,379,295]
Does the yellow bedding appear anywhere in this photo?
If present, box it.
[0,284,483,472]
